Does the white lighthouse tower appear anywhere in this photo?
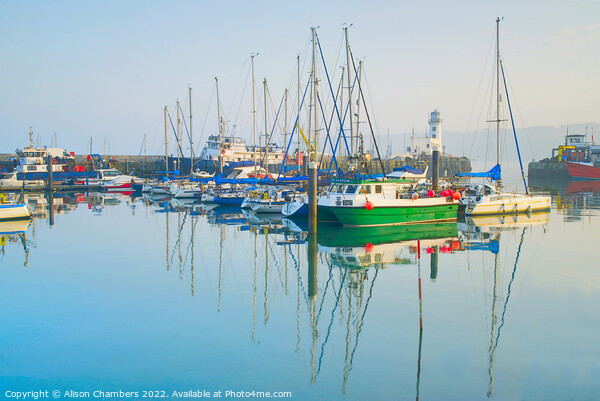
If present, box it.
[428,109,442,153]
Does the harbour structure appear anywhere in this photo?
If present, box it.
[528,130,600,184]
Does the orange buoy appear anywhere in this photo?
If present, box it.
[365,243,374,252]
[365,201,374,210]
[453,191,462,200]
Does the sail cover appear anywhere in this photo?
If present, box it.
[457,164,501,181]
[392,165,425,174]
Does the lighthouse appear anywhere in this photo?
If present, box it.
[428,109,442,152]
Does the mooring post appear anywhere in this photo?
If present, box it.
[430,246,438,280]
[47,155,53,191]
[432,148,439,191]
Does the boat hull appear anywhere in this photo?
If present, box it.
[329,202,458,227]
[463,194,551,215]
[316,221,458,248]
[249,201,286,213]
[282,201,339,222]
[0,203,31,221]
[213,196,245,206]
[565,161,600,180]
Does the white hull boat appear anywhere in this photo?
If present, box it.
[0,202,31,221]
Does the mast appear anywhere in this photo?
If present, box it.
[215,77,223,174]
[251,54,258,173]
[164,106,169,171]
[264,78,269,174]
[340,67,345,158]
[177,99,181,171]
[356,60,363,156]
[189,86,193,174]
[284,88,288,158]
[344,27,354,156]
[311,26,318,162]
[496,17,502,187]
[297,54,301,173]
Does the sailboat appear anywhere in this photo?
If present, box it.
[458,18,551,216]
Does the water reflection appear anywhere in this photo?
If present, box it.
[3,189,595,399]
[459,212,549,398]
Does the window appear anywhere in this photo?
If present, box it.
[345,185,358,194]
[432,127,436,131]
[360,185,371,194]
[375,185,382,194]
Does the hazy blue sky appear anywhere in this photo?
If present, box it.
[1,0,598,156]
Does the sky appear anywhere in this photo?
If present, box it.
[1,0,598,158]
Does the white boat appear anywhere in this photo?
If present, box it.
[199,135,286,166]
[386,165,428,183]
[458,18,550,216]
[0,200,31,221]
[460,183,551,215]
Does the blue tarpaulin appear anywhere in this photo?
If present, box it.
[457,164,501,181]
[392,165,425,174]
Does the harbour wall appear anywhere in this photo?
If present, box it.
[1,153,471,178]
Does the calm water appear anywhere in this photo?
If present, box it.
[1,188,599,401]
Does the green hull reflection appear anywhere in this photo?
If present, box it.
[316,221,458,248]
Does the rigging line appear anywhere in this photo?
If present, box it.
[349,49,386,174]
[469,60,495,162]
[196,84,216,155]
[287,243,312,308]
[501,59,528,193]
[502,60,537,161]
[315,32,352,156]
[229,57,251,125]
[493,227,526,355]
[259,86,285,168]
[346,268,380,380]
[361,65,382,149]
[177,102,193,153]
[233,61,252,130]
[266,235,288,291]
[317,92,341,173]
[328,81,356,171]
[315,269,348,377]
[266,84,285,141]
[167,110,188,169]
[169,212,188,265]
[277,72,312,177]
[462,30,497,156]
[316,263,335,323]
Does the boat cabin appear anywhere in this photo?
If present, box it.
[464,183,497,198]
[95,169,126,181]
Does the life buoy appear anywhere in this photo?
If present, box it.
[221,149,226,155]
[52,158,57,164]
